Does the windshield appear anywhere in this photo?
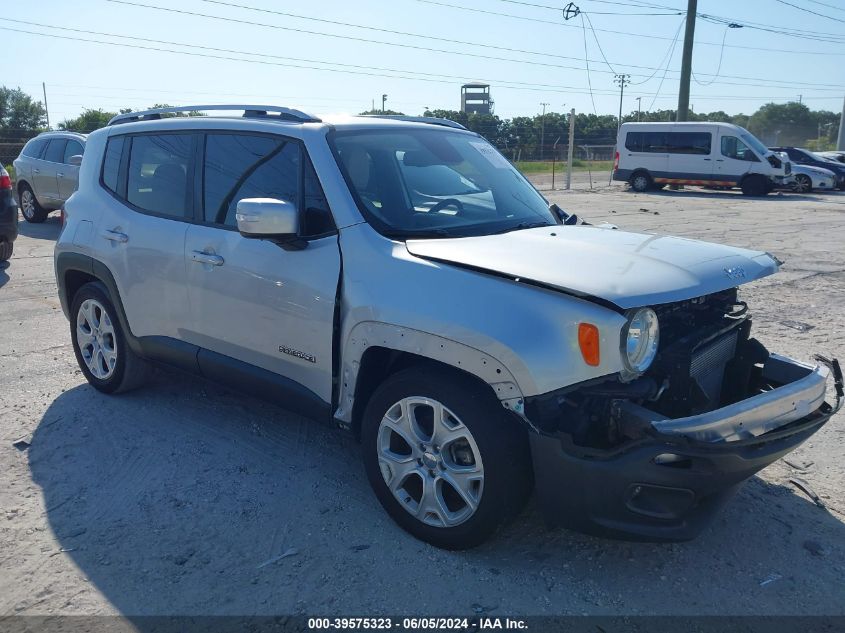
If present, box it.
[737,129,769,158]
[330,128,556,238]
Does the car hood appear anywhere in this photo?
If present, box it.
[406,226,780,309]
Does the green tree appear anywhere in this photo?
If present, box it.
[0,86,47,136]
[747,102,816,146]
[359,108,406,115]
[58,108,118,133]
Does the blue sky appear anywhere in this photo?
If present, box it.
[3,0,843,125]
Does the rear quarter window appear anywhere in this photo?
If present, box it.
[101,136,125,194]
[21,138,48,158]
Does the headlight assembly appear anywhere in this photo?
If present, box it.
[621,307,660,380]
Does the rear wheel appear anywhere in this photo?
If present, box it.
[361,365,532,549]
[792,174,812,193]
[740,175,768,196]
[70,282,149,394]
[19,183,48,223]
[629,171,652,192]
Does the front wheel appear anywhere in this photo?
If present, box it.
[792,174,812,193]
[361,366,532,549]
[741,175,768,196]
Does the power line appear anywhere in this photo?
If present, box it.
[579,13,598,114]
[692,25,731,87]
[413,0,845,52]
[629,16,686,85]
[100,2,844,91]
[492,0,681,15]
[803,0,845,11]
[648,16,683,110]
[773,0,845,23]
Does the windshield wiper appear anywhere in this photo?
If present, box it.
[382,228,455,239]
[491,221,554,235]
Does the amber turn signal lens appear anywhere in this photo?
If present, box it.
[578,323,600,367]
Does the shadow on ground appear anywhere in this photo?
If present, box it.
[15,214,62,240]
[29,367,845,618]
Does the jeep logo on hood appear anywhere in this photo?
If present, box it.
[724,266,747,280]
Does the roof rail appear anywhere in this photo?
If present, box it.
[359,115,467,130]
[107,105,322,126]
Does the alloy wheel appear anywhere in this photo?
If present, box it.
[377,397,484,528]
[76,299,118,380]
[20,189,35,220]
[794,175,811,193]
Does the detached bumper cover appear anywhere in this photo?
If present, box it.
[530,354,842,541]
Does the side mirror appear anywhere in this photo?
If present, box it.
[236,198,299,239]
[68,154,83,166]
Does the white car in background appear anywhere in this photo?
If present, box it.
[785,163,836,193]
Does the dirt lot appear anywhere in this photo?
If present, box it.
[1,183,844,618]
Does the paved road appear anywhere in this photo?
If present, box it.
[1,187,844,617]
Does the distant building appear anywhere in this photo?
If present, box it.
[461,83,493,115]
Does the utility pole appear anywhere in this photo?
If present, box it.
[636,97,642,122]
[539,102,549,161]
[676,0,697,122]
[837,95,845,151]
[798,94,803,105]
[42,82,50,129]
[381,94,388,114]
[566,108,575,190]
[613,74,630,130]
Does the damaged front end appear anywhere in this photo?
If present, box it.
[527,289,843,541]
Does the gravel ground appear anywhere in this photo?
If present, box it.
[1,183,844,618]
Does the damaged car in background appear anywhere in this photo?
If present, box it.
[56,108,843,549]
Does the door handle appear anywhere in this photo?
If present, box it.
[703,158,711,161]
[33,168,40,174]
[715,159,724,162]
[102,229,129,243]
[57,172,64,178]
[191,250,224,266]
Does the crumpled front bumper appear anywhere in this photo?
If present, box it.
[530,354,842,541]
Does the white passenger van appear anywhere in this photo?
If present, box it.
[613,122,790,196]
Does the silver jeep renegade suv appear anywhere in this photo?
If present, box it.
[55,105,842,549]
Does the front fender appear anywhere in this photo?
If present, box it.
[336,223,628,423]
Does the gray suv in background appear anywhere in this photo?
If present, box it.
[13,131,86,223]
[54,105,841,549]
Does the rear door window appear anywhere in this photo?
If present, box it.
[625,131,668,153]
[44,139,67,164]
[126,134,194,218]
[101,136,125,194]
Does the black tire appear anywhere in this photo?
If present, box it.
[70,282,149,394]
[740,175,768,197]
[0,241,12,262]
[361,365,532,549]
[19,182,48,223]
[629,171,652,192]
[792,174,812,194]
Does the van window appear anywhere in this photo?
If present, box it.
[203,133,301,228]
[44,139,67,163]
[625,131,710,154]
[721,136,759,162]
[101,136,125,194]
[625,132,667,153]
[126,134,193,218]
[666,132,711,155]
